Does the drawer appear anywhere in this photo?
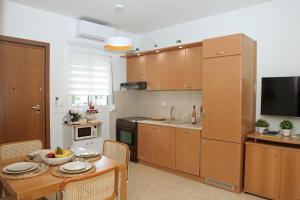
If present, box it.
[203,34,242,58]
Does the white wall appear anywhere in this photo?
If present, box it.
[0,0,139,147]
[138,0,300,134]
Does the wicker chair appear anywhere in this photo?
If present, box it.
[0,140,43,160]
[102,140,129,168]
[60,166,119,200]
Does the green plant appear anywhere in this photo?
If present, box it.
[280,120,294,130]
[255,119,269,128]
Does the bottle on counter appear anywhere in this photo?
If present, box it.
[192,105,197,125]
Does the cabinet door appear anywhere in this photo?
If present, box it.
[146,53,163,90]
[185,46,202,90]
[127,56,147,82]
[244,143,281,199]
[202,55,242,143]
[137,123,152,162]
[203,34,242,58]
[201,139,241,187]
[280,149,300,200]
[175,128,200,176]
[152,125,175,169]
[160,49,186,90]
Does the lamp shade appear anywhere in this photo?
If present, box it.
[104,36,133,51]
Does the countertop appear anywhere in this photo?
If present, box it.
[138,120,202,131]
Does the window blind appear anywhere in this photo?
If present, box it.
[67,43,112,96]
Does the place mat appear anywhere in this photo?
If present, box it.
[74,154,102,162]
[0,165,49,180]
[50,164,96,178]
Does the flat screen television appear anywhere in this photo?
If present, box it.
[261,76,300,117]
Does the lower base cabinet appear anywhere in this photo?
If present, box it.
[138,124,175,169]
[200,139,242,191]
[244,143,281,199]
[175,128,200,176]
[244,142,300,200]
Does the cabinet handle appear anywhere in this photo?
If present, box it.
[202,140,205,145]
[216,51,225,55]
[185,131,192,134]
[186,86,195,88]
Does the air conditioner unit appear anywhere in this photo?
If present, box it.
[76,20,115,41]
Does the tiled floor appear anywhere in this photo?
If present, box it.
[128,162,265,200]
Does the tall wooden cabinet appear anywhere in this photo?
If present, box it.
[127,56,147,82]
[201,34,256,192]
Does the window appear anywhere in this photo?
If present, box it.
[67,42,112,107]
[72,95,108,106]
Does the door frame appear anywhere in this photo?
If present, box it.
[0,35,50,148]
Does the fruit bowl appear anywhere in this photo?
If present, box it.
[40,149,73,165]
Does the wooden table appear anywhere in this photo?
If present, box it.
[0,156,127,200]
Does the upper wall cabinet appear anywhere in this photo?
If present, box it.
[202,34,243,58]
[127,56,147,82]
[126,44,202,91]
[160,49,186,90]
[185,46,202,90]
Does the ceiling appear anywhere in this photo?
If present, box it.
[8,0,273,34]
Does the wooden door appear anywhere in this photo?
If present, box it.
[160,49,186,90]
[152,125,175,169]
[201,139,242,187]
[280,149,300,200]
[127,56,147,82]
[244,143,281,199]
[175,128,200,176]
[185,46,202,90]
[146,53,163,90]
[0,36,49,147]
[137,123,152,162]
[202,55,242,143]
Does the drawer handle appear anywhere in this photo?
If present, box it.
[217,51,225,55]
[185,131,192,134]
[186,86,195,88]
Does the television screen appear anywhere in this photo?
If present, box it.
[261,76,300,117]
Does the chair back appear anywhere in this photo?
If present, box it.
[0,140,43,160]
[102,140,129,167]
[60,166,119,200]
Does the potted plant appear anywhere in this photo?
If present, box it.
[255,119,269,133]
[280,120,294,136]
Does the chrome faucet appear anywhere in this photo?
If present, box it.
[170,106,175,121]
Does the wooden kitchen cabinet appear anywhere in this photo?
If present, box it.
[175,128,200,176]
[137,123,152,163]
[202,55,242,143]
[203,34,243,58]
[244,143,281,199]
[202,33,256,143]
[127,56,147,82]
[152,125,176,169]
[280,149,300,200]
[185,46,202,90]
[201,139,242,191]
[159,49,186,90]
[146,53,163,90]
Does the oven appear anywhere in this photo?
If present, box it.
[116,117,149,162]
[74,125,98,141]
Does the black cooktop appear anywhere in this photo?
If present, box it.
[118,117,150,122]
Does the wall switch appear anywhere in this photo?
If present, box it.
[161,101,166,107]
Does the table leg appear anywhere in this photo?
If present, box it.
[120,167,127,200]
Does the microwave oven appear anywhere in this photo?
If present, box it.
[74,125,98,141]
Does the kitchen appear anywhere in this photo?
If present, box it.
[1,0,300,200]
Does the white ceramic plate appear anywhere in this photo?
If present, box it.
[3,162,38,174]
[59,162,92,174]
[62,161,86,171]
[6,162,34,172]
[73,147,99,158]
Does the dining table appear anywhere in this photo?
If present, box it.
[0,156,127,200]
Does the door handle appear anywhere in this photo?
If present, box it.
[32,104,41,112]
